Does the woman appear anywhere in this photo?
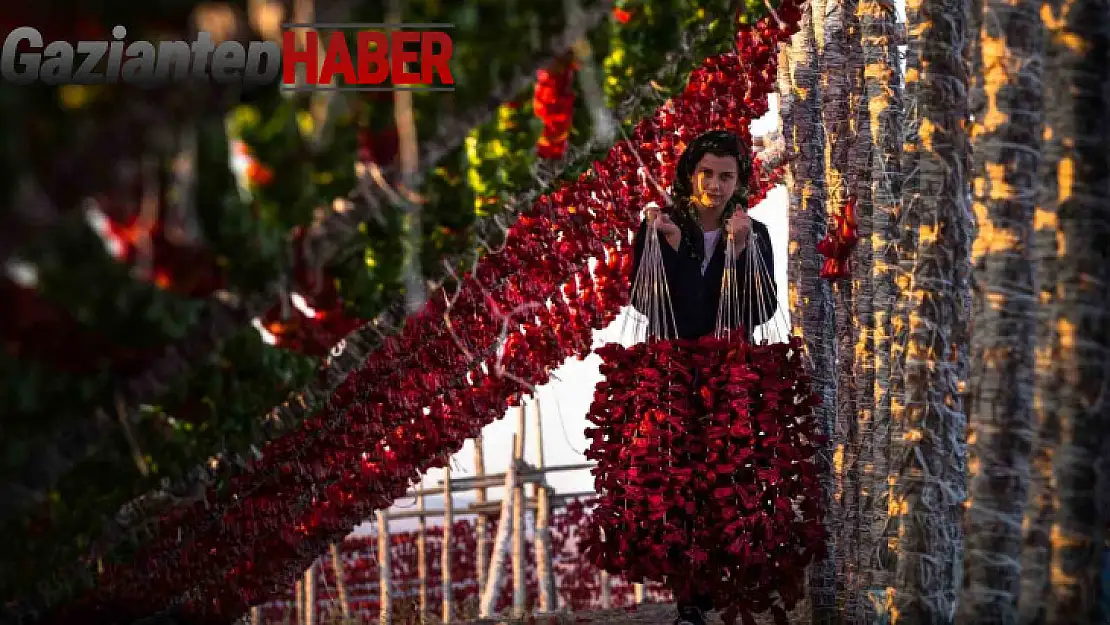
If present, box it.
[629,130,778,625]
[630,129,777,342]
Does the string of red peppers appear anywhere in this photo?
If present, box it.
[816,194,860,281]
[584,337,826,625]
[534,56,579,160]
[45,7,802,623]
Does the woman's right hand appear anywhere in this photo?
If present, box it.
[644,206,682,249]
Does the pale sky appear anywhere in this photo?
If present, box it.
[353,101,792,535]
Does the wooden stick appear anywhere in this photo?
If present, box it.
[599,571,611,609]
[384,490,596,519]
[330,543,351,621]
[250,605,261,625]
[442,467,454,623]
[417,489,428,624]
[533,397,556,612]
[378,511,391,625]
[479,435,518,617]
[512,403,527,618]
[390,0,426,314]
[634,583,645,604]
[432,462,593,490]
[474,435,490,596]
[303,564,317,625]
[295,578,304,625]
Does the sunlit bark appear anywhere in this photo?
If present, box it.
[957,0,1042,619]
[855,0,903,621]
[891,0,974,619]
[783,3,839,620]
[1017,0,1110,622]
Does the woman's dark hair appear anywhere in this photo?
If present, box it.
[669,129,752,230]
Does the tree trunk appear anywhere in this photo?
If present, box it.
[1016,0,1110,622]
[892,0,974,619]
[845,2,877,621]
[821,0,871,619]
[857,0,904,620]
[957,0,1042,619]
[783,3,839,621]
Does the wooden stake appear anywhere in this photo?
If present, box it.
[330,543,352,621]
[442,467,454,623]
[474,435,490,595]
[417,488,428,624]
[533,397,556,612]
[378,510,391,625]
[295,578,304,625]
[634,583,645,604]
[250,606,261,625]
[599,571,612,609]
[512,403,527,618]
[303,565,317,625]
[480,435,518,617]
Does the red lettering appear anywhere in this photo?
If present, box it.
[390,30,421,84]
[356,31,389,84]
[281,31,318,85]
[318,32,356,85]
[421,32,454,85]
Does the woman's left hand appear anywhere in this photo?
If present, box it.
[726,211,752,249]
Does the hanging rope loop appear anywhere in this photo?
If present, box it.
[629,215,679,341]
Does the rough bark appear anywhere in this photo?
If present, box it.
[892,0,974,619]
[856,0,904,621]
[842,0,878,619]
[782,5,839,622]
[957,0,1042,619]
[819,0,858,617]
[1016,0,1110,621]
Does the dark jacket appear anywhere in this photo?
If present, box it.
[629,215,777,340]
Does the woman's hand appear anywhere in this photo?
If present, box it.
[726,211,752,251]
[644,206,682,249]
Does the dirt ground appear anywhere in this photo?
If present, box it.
[458,602,810,625]
[458,603,722,624]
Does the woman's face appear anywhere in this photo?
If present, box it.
[691,152,740,214]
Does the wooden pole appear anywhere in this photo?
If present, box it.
[442,467,454,624]
[303,564,317,625]
[480,435,518,617]
[295,578,304,625]
[599,571,611,609]
[417,488,428,624]
[512,403,527,618]
[330,543,352,621]
[533,397,556,612]
[378,510,391,625]
[634,583,645,604]
[474,435,490,595]
[250,606,261,625]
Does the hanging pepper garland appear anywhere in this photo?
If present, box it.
[816,193,860,281]
[534,56,579,160]
[41,6,799,622]
[583,337,826,624]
